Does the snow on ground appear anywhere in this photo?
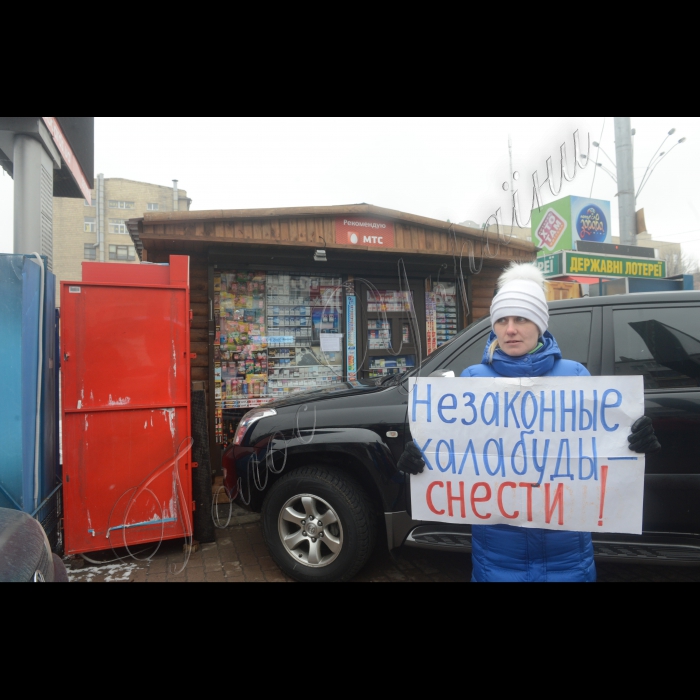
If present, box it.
[67,561,141,583]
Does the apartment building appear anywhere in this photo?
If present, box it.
[52,177,190,302]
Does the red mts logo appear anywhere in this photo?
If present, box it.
[336,217,396,248]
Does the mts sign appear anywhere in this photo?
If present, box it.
[335,217,396,249]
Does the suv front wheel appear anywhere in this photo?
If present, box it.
[262,466,377,583]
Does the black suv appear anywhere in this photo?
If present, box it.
[224,291,700,582]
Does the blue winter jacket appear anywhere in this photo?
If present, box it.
[461,332,597,583]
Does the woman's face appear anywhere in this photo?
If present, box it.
[494,316,541,357]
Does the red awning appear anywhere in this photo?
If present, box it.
[552,276,614,285]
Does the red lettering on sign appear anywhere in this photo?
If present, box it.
[498,483,520,520]
[545,483,565,526]
[519,484,535,522]
[447,482,467,519]
[427,482,446,516]
[470,483,492,520]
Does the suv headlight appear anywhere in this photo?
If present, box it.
[233,409,277,446]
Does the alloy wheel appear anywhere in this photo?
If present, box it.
[278,494,344,568]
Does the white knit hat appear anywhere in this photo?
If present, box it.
[490,263,549,337]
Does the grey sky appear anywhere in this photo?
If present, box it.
[1,117,698,264]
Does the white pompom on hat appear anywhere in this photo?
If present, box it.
[490,263,550,337]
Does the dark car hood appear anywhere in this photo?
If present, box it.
[263,382,385,410]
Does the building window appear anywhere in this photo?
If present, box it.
[147,203,160,211]
[128,246,137,261]
[109,219,128,235]
[108,201,135,210]
[109,245,130,261]
[84,196,96,207]
[84,217,97,233]
[84,244,96,261]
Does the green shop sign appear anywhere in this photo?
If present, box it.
[532,196,613,256]
[536,254,562,277]
[538,252,667,280]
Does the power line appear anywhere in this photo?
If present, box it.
[590,117,607,199]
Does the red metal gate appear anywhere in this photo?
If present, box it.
[61,256,193,556]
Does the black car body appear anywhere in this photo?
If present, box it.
[0,508,68,583]
[224,291,700,581]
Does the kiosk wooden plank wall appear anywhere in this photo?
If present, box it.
[131,205,536,397]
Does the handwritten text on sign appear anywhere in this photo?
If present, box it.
[409,377,645,535]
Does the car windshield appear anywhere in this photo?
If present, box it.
[398,319,486,381]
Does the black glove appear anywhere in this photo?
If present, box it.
[397,441,426,475]
[629,417,661,454]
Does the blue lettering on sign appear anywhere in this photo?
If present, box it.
[511,430,535,476]
[522,392,539,430]
[436,440,457,474]
[561,391,577,432]
[504,392,521,429]
[413,384,432,423]
[438,394,458,424]
[483,439,506,478]
[459,441,480,476]
[601,390,623,432]
[462,393,478,426]
[551,440,574,481]
[579,390,598,432]
[533,439,551,486]
[481,393,500,427]
[540,391,557,432]
[579,438,599,481]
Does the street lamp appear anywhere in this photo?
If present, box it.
[637,137,687,200]
[637,128,679,199]
[596,162,618,183]
[593,142,617,169]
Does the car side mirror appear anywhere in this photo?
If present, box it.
[429,370,456,378]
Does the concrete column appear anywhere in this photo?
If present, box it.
[13,135,54,270]
[614,117,637,247]
[96,173,105,262]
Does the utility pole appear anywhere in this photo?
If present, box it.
[614,117,637,246]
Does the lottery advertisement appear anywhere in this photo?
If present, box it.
[532,196,611,256]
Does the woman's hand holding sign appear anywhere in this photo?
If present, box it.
[629,417,661,454]
[398,441,426,475]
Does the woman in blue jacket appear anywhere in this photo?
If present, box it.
[399,263,661,583]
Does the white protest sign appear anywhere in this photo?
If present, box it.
[409,377,646,535]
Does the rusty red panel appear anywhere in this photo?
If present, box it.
[61,256,193,556]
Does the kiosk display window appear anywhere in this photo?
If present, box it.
[214,271,346,443]
[214,271,269,410]
[266,274,344,399]
[368,355,416,379]
[368,320,392,350]
[359,284,421,383]
[433,283,459,347]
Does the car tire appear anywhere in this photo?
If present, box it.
[262,466,377,583]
